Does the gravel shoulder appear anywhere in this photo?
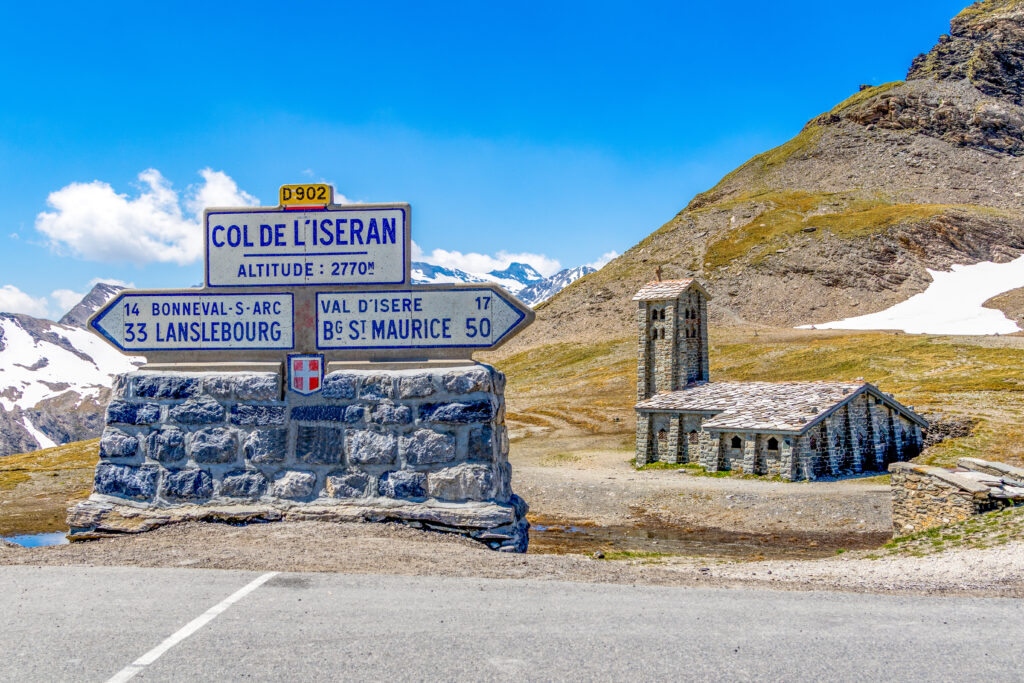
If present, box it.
[0,520,1020,598]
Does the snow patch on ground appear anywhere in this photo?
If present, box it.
[21,416,56,449]
[799,256,1024,335]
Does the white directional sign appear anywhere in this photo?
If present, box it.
[316,286,532,351]
[204,203,409,288]
[91,291,294,352]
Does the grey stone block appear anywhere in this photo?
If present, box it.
[161,469,214,501]
[106,400,135,424]
[370,403,412,425]
[243,428,287,464]
[236,374,280,401]
[322,374,357,399]
[168,397,226,425]
[202,375,234,399]
[94,462,158,500]
[188,427,239,464]
[442,368,491,394]
[325,471,372,498]
[135,375,199,399]
[272,470,317,499]
[145,426,186,464]
[491,369,506,394]
[344,405,366,423]
[398,374,435,398]
[346,430,397,465]
[230,405,286,426]
[111,373,131,398]
[290,405,347,422]
[220,470,268,499]
[428,464,495,501]
[419,401,493,423]
[295,426,343,465]
[378,470,426,498]
[359,375,394,400]
[400,429,456,465]
[107,400,161,425]
[134,403,161,425]
[99,427,139,459]
[468,425,493,460]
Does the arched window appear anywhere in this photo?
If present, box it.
[730,435,742,449]
[767,437,779,451]
[810,437,818,450]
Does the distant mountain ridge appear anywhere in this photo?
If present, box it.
[411,260,594,306]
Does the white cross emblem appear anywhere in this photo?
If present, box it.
[288,354,324,395]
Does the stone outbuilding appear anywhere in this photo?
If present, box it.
[633,279,927,480]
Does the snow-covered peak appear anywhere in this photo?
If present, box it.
[410,260,594,306]
[517,265,596,306]
[59,282,125,328]
[488,262,544,285]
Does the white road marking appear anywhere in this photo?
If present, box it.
[105,571,278,683]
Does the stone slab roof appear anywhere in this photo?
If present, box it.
[632,279,711,302]
[635,380,926,434]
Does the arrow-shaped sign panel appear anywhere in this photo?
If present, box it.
[91,291,295,353]
[316,285,533,351]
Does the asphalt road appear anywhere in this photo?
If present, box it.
[2,565,1022,681]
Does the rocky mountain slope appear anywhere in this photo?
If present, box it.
[511,0,1024,349]
[0,284,140,456]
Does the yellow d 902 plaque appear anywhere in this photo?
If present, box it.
[279,183,333,207]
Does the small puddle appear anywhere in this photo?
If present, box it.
[3,532,69,548]
[527,515,889,560]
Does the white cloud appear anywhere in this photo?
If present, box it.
[412,241,562,277]
[51,289,86,315]
[35,168,259,266]
[0,285,50,317]
[184,168,258,218]
[586,250,619,270]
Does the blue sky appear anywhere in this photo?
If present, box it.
[0,0,968,318]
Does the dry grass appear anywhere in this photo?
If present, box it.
[0,439,98,536]
[701,191,1006,269]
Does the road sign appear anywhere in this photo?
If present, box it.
[316,285,534,352]
[90,290,294,353]
[204,203,410,288]
[279,183,333,208]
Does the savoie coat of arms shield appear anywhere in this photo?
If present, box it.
[288,354,324,395]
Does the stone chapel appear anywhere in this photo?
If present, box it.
[633,279,927,480]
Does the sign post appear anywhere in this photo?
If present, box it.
[89,186,535,369]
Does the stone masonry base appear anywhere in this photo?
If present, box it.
[67,364,529,552]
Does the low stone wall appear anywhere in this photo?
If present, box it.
[889,461,1006,534]
[67,363,528,552]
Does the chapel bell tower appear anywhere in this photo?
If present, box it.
[633,279,709,401]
